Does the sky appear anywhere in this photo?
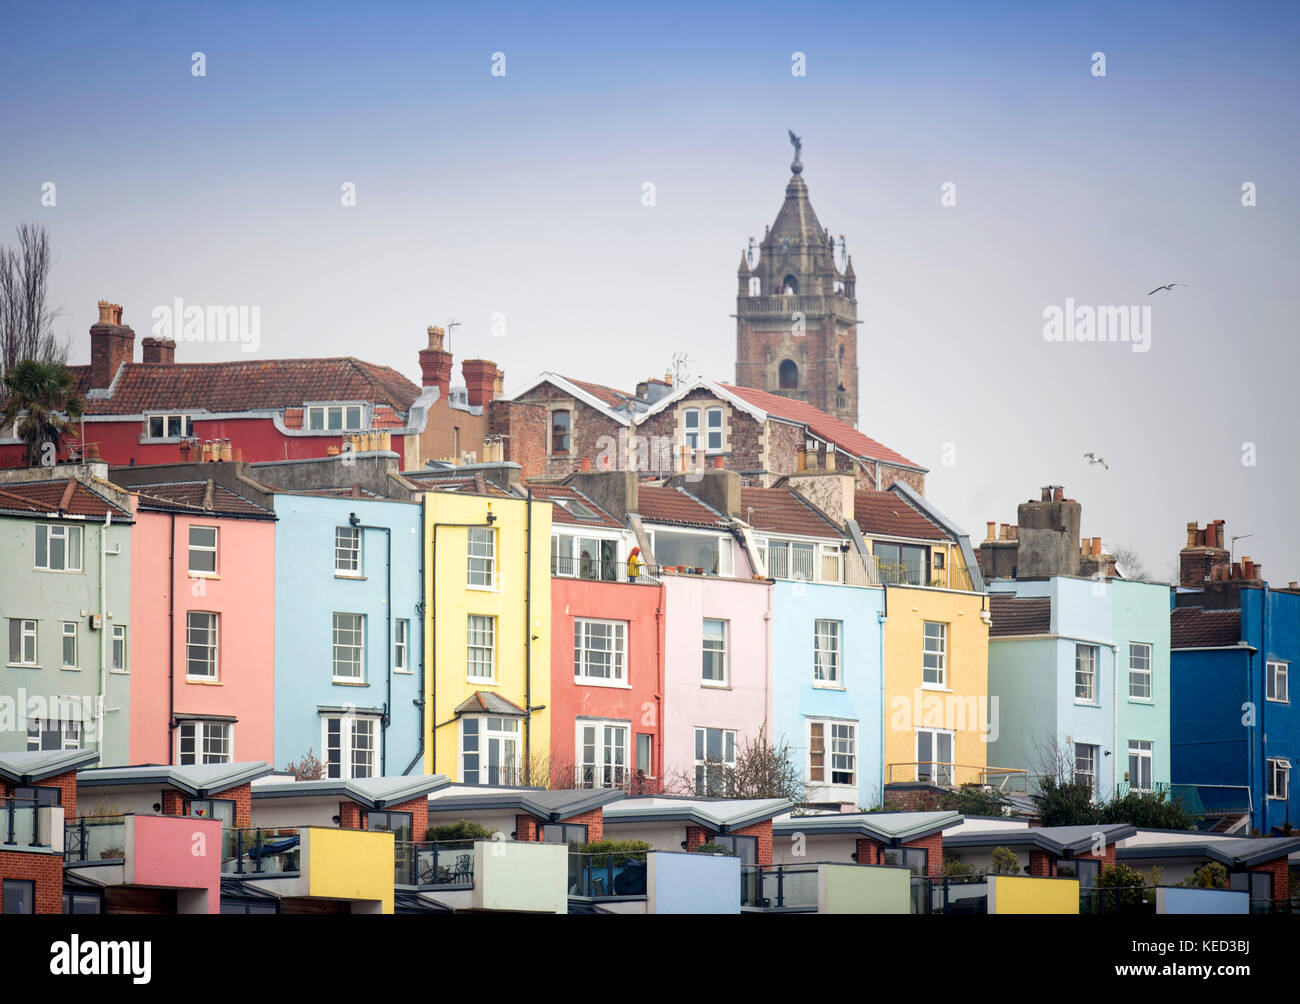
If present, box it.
[1,0,1297,582]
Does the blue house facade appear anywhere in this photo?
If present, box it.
[986,575,1172,798]
[770,579,885,809]
[270,492,425,778]
[1171,583,1298,834]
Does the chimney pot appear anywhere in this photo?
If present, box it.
[986,521,996,540]
[1052,487,1064,502]
[1092,537,1102,556]
[712,456,724,470]
[580,457,592,472]
[1041,487,1051,502]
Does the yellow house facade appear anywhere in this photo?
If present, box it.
[419,483,552,784]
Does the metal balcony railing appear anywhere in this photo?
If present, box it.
[222,827,302,875]
[2,798,41,849]
[741,864,819,910]
[568,850,648,898]
[395,840,475,889]
[911,876,989,914]
[63,816,126,863]
[551,554,659,584]
[886,763,1030,791]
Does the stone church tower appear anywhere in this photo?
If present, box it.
[734,139,859,428]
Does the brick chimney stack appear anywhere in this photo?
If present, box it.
[418,326,454,397]
[462,359,502,409]
[1179,520,1230,587]
[1014,485,1082,577]
[140,337,176,364]
[89,300,135,390]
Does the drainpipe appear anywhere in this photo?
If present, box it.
[524,486,532,783]
[402,496,427,775]
[878,585,888,795]
[96,511,116,757]
[655,601,664,793]
[1257,585,1268,831]
[168,513,175,763]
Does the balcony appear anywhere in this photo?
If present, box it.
[64,816,125,863]
[744,863,913,913]
[911,876,989,914]
[230,826,396,914]
[876,558,977,592]
[4,798,63,853]
[222,826,302,875]
[394,840,475,889]
[551,554,659,585]
[886,763,1030,791]
[568,849,647,899]
[742,864,819,911]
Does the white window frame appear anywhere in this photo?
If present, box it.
[813,619,841,686]
[459,715,521,786]
[188,525,218,576]
[322,714,377,779]
[682,408,700,450]
[145,413,194,440]
[467,614,496,682]
[8,619,37,666]
[178,720,232,765]
[923,621,947,689]
[185,611,219,681]
[1128,642,1152,701]
[332,612,365,683]
[574,618,627,685]
[1266,758,1291,800]
[764,538,817,582]
[26,717,81,752]
[394,619,409,673]
[306,403,365,432]
[1075,644,1098,704]
[694,727,736,796]
[916,728,955,786]
[1074,742,1099,794]
[60,621,78,669]
[34,523,83,572]
[808,719,857,787]
[702,618,728,687]
[647,527,733,578]
[111,624,128,672]
[575,719,630,789]
[705,407,724,451]
[1266,661,1289,704]
[1127,740,1153,793]
[467,528,496,589]
[335,526,362,577]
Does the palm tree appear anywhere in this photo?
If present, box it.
[1,359,85,467]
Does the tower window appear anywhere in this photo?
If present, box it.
[779,360,799,390]
[747,277,761,297]
[781,275,798,295]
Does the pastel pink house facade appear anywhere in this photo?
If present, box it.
[661,572,773,787]
[128,497,277,765]
[125,815,223,913]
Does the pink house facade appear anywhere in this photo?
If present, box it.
[660,572,773,794]
[124,471,277,766]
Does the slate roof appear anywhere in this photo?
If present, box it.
[426,785,625,820]
[721,382,923,471]
[130,480,275,518]
[853,488,948,541]
[77,761,273,796]
[253,774,451,808]
[0,479,132,519]
[1171,608,1241,648]
[0,749,100,784]
[454,692,527,716]
[773,810,960,842]
[1118,836,1300,869]
[527,484,624,529]
[740,486,844,539]
[944,824,1138,855]
[403,473,514,498]
[70,357,421,417]
[989,594,1052,637]
[565,377,633,409]
[603,796,793,830]
[634,485,730,528]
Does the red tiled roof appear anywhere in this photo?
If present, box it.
[739,487,843,539]
[853,489,948,541]
[634,485,730,528]
[0,479,130,518]
[989,594,1052,637]
[403,473,514,498]
[370,405,406,429]
[526,484,624,529]
[720,383,922,470]
[565,377,632,409]
[1171,608,1241,649]
[130,481,274,518]
[69,358,421,418]
[283,408,304,430]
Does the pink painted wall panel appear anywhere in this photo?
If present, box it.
[129,815,223,913]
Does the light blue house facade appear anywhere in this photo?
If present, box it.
[0,472,133,765]
[771,579,885,809]
[271,492,424,778]
[986,576,1171,798]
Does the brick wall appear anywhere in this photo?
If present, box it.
[515,808,604,843]
[2,769,79,818]
[1029,850,1054,876]
[686,820,773,866]
[854,835,942,876]
[493,400,547,482]
[1252,857,1291,900]
[0,850,63,914]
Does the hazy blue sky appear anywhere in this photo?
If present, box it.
[2,1,1297,580]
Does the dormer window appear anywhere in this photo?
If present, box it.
[706,408,724,451]
[306,404,364,432]
[683,408,700,449]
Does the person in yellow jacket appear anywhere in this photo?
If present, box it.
[627,546,642,582]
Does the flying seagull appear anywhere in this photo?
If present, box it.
[1147,283,1187,295]
[1084,452,1108,470]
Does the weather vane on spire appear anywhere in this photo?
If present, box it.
[788,129,803,175]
